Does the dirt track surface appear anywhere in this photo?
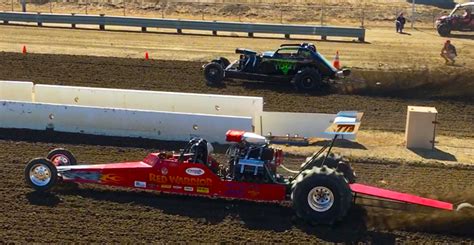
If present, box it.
[0,52,473,137]
[0,139,473,243]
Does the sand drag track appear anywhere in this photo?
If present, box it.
[0,52,473,137]
[0,138,473,243]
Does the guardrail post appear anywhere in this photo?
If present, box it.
[212,30,217,35]
[142,27,147,32]
[285,34,290,39]
[321,35,327,40]
[4,20,8,24]
[99,14,105,30]
[37,12,42,27]
[71,13,76,28]
[177,29,182,34]
[358,36,365,42]
[248,32,253,37]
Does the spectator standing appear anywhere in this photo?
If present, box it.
[396,13,406,33]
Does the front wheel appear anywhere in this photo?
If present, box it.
[293,67,322,91]
[24,158,58,192]
[437,23,451,36]
[204,62,225,86]
[291,166,352,225]
[47,148,77,166]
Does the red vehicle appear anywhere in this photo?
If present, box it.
[25,130,458,225]
[436,3,474,36]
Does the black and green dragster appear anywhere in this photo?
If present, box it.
[203,43,351,91]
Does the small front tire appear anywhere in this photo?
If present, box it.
[25,158,58,192]
[204,62,225,86]
[47,148,77,166]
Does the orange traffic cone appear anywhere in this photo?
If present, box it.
[145,51,149,60]
[333,51,340,70]
[22,45,27,55]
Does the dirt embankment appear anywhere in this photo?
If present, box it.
[0,52,472,137]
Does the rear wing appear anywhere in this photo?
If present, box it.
[325,111,363,139]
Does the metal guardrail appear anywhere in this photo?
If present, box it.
[0,11,365,41]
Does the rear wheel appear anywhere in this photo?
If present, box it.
[204,62,225,85]
[24,158,58,192]
[293,67,322,91]
[47,148,77,166]
[437,23,451,36]
[292,166,352,225]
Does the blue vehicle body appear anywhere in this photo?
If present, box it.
[203,43,350,91]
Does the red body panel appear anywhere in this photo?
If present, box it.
[56,153,454,209]
[58,153,287,202]
[350,183,453,211]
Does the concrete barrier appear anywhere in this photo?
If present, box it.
[0,100,253,143]
[34,84,263,116]
[260,112,357,140]
[0,80,33,102]
[34,84,263,131]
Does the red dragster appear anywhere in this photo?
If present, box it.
[25,130,456,225]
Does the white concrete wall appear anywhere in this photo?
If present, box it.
[0,100,253,143]
[0,80,33,102]
[34,84,263,132]
[260,112,337,139]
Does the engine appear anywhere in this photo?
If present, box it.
[225,130,282,183]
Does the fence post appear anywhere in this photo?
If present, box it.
[85,0,88,15]
[320,5,324,26]
[49,0,52,13]
[99,13,105,30]
[37,12,42,26]
[361,8,365,28]
[71,13,76,28]
[161,3,164,18]
[280,9,283,24]
[11,0,13,11]
[21,0,26,12]
[123,0,126,16]
[411,0,415,28]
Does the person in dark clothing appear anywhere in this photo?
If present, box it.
[396,13,406,33]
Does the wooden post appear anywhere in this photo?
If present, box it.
[37,12,42,26]
[212,30,217,35]
[71,13,76,28]
[285,34,290,39]
[248,32,254,37]
[99,14,105,30]
[142,27,147,32]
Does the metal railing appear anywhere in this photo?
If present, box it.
[0,11,366,41]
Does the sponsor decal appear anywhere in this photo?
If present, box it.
[149,173,212,186]
[185,167,205,176]
[134,181,147,188]
[197,187,209,194]
[161,167,168,176]
[161,184,172,189]
[173,186,182,190]
[184,186,193,192]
